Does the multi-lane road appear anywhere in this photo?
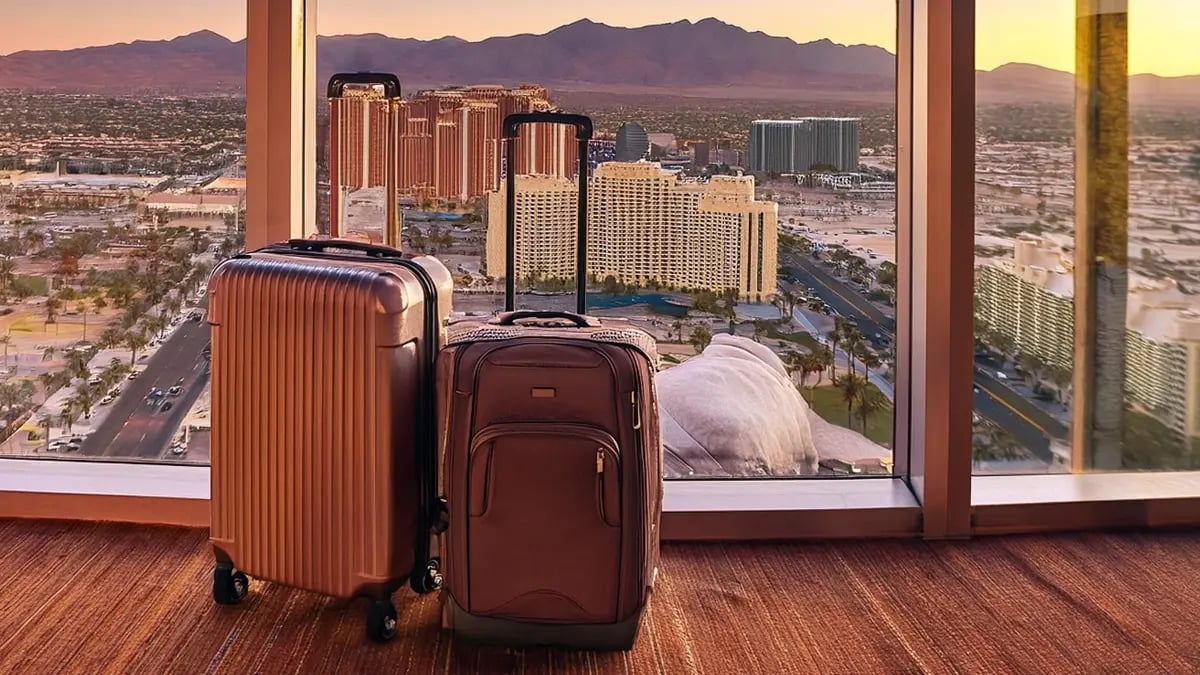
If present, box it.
[80,303,211,460]
[782,252,1065,462]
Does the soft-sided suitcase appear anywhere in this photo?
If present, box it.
[437,112,663,650]
[207,238,452,642]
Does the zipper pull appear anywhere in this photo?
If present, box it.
[596,449,605,474]
[631,391,642,430]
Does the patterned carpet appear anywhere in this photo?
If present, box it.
[1,520,1198,674]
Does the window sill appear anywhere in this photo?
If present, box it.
[972,472,1200,534]
[0,458,209,527]
[0,459,923,539]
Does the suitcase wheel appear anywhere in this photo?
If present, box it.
[212,563,249,605]
[366,599,398,642]
[410,557,443,594]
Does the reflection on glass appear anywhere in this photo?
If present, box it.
[973,1,1200,473]
[0,28,244,464]
[317,8,898,478]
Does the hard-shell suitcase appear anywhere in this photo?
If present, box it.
[207,238,452,642]
[437,112,664,650]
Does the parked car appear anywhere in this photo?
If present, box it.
[160,401,174,412]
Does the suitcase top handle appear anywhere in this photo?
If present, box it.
[502,112,593,141]
[283,238,402,259]
[493,310,599,328]
[327,72,402,99]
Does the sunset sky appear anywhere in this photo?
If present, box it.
[1,0,1197,76]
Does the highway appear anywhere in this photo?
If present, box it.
[80,303,211,460]
[783,252,1064,462]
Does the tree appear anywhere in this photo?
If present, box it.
[44,294,62,328]
[720,287,739,320]
[856,385,889,437]
[689,326,713,352]
[858,348,882,384]
[877,262,897,288]
[41,345,55,362]
[752,320,766,343]
[0,335,8,367]
[72,385,97,421]
[38,371,56,404]
[66,349,90,380]
[124,330,149,366]
[836,374,867,428]
[59,401,79,435]
[38,415,52,450]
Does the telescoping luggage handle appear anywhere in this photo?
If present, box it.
[503,112,593,316]
[327,72,401,99]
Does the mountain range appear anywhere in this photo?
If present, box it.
[0,19,1197,107]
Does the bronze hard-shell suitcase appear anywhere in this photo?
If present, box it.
[207,238,451,642]
[437,112,664,651]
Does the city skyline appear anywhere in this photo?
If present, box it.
[2,2,1199,77]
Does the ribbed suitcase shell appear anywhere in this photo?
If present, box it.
[208,249,451,600]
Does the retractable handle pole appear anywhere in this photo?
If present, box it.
[502,112,594,314]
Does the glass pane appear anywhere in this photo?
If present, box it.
[317,3,899,478]
[0,5,245,464]
[973,1,1200,473]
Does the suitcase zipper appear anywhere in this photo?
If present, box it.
[597,448,605,474]
[631,391,641,430]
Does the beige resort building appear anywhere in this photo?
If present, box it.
[484,162,778,302]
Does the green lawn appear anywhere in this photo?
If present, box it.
[762,322,820,352]
[14,275,48,296]
[806,384,894,447]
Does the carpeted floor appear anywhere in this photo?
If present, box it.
[1,521,1198,674]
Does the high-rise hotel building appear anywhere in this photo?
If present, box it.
[328,83,401,238]
[329,83,578,234]
[485,162,778,302]
[747,118,861,174]
[976,234,1200,438]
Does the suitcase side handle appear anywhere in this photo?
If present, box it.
[503,112,593,315]
[327,72,402,99]
[282,238,402,259]
[494,310,598,328]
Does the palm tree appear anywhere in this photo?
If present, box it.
[769,295,787,321]
[858,348,882,384]
[38,415,52,450]
[72,386,96,421]
[689,326,713,353]
[856,385,889,438]
[65,346,91,379]
[41,345,55,362]
[124,330,148,366]
[810,348,832,390]
[75,301,91,339]
[753,320,766,343]
[828,318,845,381]
[836,374,867,428]
[44,294,62,330]
[37,371,56,404]
[59,401,79,435]
[0,334,9,368]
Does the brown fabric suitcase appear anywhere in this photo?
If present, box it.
[207,238,452,642]
[436,112,664,651]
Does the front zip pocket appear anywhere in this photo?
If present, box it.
[465,422,623,623]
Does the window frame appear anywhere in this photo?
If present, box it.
[3,0,1199,538]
